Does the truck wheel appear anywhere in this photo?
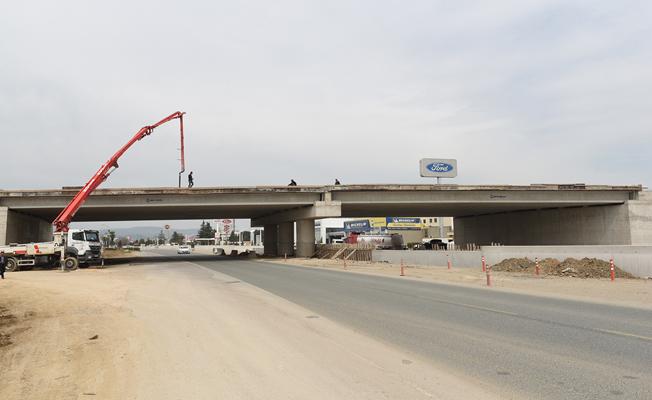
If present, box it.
[63,257,79,271]
[6,257,19,272]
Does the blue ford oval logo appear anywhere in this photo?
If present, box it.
[426,162,453,173]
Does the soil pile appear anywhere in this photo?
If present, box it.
[492,258,535,272]
[493,258,559,273]
[553,258,635,279]
[493,257,635,279]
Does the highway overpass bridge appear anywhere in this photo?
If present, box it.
[1,184,650,257]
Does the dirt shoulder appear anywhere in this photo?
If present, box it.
[0,264,502,400]
[265,258,652,310]
[0,268,138,399]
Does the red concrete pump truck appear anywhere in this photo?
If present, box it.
[0,112,186,272]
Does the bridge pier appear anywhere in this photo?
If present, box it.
[263,224,278,256]
[254,201,341,258]
[277,222,295,257]
[296,219,315,258]
[0,207,53,245]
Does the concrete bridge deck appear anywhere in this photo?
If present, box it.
[0,183,642,221]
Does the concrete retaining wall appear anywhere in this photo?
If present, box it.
[0,207,52,245]
[454,204,632,246]
[628,192,652,245]
[454,195,652,246]
[373,245,652,278]
[373,250,483,270]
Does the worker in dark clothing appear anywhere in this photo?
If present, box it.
[288,179,297,186]
[0,251,6,279]
[188,171,194,188]
[334,179,341,185]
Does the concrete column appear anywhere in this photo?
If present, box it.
[263,224,278,256]
[277,222,295,257]
[0,207,52,245]
[296,219,316,257]
[0,207,7,246]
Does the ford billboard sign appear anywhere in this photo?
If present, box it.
[426,162,454,173]
[420,158,457,178]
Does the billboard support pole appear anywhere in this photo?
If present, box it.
[437,177,445,239]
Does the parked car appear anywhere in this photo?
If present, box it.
[177,245,191,254]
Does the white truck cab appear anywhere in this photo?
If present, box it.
[1,229,103,272]
[67,229,103,265]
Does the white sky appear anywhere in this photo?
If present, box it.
[2,0,651,230]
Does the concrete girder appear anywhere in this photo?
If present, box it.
[251,201,341,227]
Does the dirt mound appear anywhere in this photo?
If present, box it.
[553,258,635,279]
[492,258,535,272]
[493,258,562,273]
[493,257,635,279]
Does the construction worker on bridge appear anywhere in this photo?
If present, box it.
[188,171,194,188]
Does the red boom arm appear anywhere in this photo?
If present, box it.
[52,111,186,232]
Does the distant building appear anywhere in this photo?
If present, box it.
[421,217,454,239]
[315,216,455,245]
[315,218,351,244]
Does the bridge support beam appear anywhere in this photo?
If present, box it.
[277,222,294,257]
[296,219,315,258]
[0,207,53,245]
[263,224,278,256]
[251,201,341,227]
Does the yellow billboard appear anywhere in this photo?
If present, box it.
[385,217,423,230]
[362,217,423,230]
[367,217,387,228]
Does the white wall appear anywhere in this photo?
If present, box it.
[373,245,652,278]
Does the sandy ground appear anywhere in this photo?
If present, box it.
[0,263,501,400]
[267,258,652,310]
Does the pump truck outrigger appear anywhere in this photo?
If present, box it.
[0,111,186,272]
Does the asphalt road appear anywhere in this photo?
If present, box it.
[148,250,652,399]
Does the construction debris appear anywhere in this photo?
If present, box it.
[313,244,373,262]
[493,257,636,279]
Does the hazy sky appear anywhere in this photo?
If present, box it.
[2,1,651,229]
